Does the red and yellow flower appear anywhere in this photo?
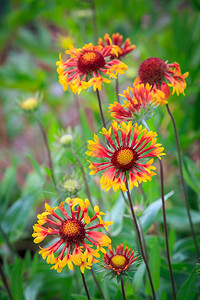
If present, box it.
[98,33,136,59]
[56,43,128,94]
[137,57,189,99]
[109,83,166,122]
[86,121,165,192]
[32,198,112,273]
[103,244,138,276]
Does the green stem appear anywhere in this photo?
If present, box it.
[166,103,200,257]
[34,114,58,194]
[90,0,98,44]
[125,180,156,300]
[73,151,94,207]
[0,264,13,300]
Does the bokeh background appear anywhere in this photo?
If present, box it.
[0,0,200,299]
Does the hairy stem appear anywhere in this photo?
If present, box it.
[73,151,94,207]
[166,103,199,257]
[96,90,106,129]
[159,159,177,299]
[34,114,58,194]
[142,118,176,299]
[90,0,98,44]
[116,76,120,103]
[81,272,91,300]
[120,277,126,300]
[90,268,105,300]
[125,180,156,300]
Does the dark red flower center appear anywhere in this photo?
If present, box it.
[59,219,85,244]
[78,50,105,73]
[138,57,167,86]
[110,254,128,269]
[111,147,137,171]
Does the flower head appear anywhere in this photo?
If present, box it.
[138,57,189,98]
[103,244,138,276]
[57,43,128,94]
[109,83,166,122]
[86,121,165,192]
[32,198,112,273]
[20,97,39,112]
[98,33,136,59]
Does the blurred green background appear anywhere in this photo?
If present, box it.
[0,0,200,299]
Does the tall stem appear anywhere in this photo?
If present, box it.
[120,277,126,300]
[166,104,200,257]
[116,76,120,103]
[34,114,58,194]
[159,160,177,299]
[138,219,149,262]
[73,151,94,207]
[90,268,105,300]
[81,272,91,300]
[90,0,98,44]
[142,119,176,299]
[96,90,106,129]
[125,180,156,300]
[0,264,13,300]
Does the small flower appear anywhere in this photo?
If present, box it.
[20,97,39,112]
[56,43,128,94]
[98,33,136,59]
[109,83,165,122]
[103,244,138,276]
[62,178,80,195]
[137,57,189,98]
[32,198,112,273]
[86,121,165,192]
[59,134,73,146]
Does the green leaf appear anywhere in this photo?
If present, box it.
[140,191,174,232]
[145,237,160,294]
[182,156,200,195]
[24,275,43,300]
[177,269,197,300]
[0,161,17,215]
[26,154,44,179]
[109,194,125,236]
[157,207,200,231]
[10,258,25,300]
[133,261,145,292]
[1,194,36,241]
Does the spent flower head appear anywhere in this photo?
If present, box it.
[86,121,165,192]
[57,43,128,94]
[62,178,81,196]
[98,33,136,59]
[137,57,189,100]
[32,197,112,273]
